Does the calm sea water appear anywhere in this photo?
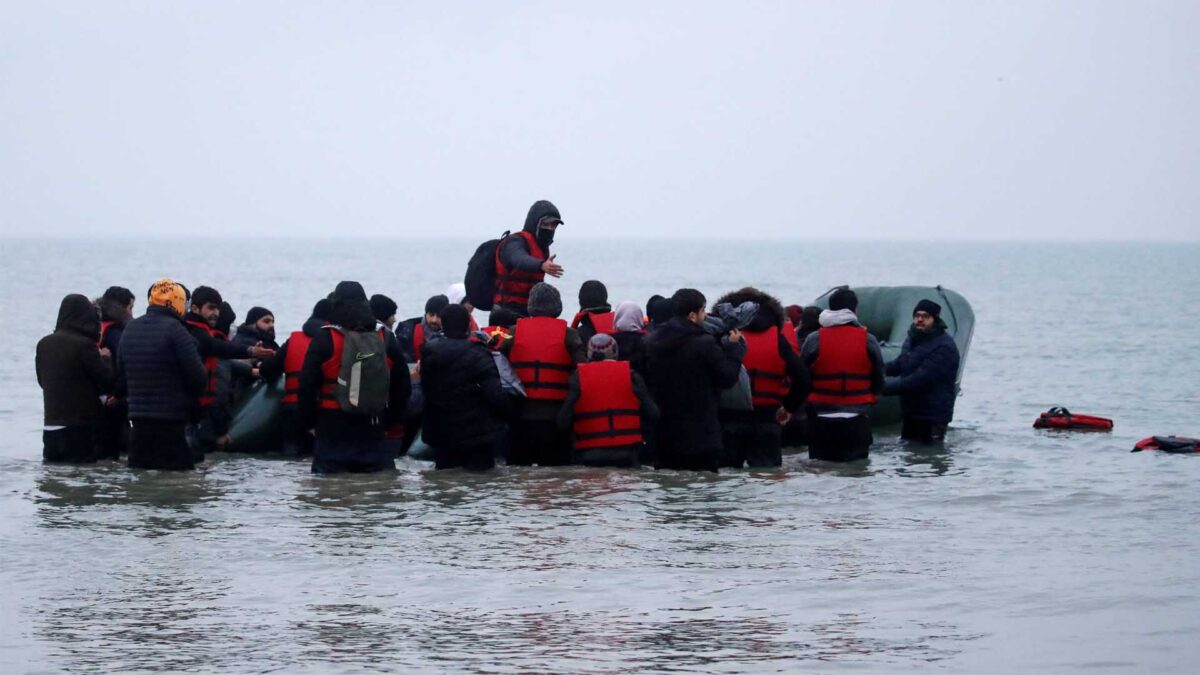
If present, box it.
[1,238,1197,673]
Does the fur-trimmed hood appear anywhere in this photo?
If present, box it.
[714,287,785,331]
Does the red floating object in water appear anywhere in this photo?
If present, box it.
[1032,407,1114,431]
[1132,436,1200,453]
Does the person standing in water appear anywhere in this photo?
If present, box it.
[884,299,960,443]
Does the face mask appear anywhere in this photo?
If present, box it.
[536,225,556,248]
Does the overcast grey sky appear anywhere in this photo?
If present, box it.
[1,1,1196,240]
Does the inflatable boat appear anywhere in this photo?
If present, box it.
[227,285,974,449]
[810,285,974,426]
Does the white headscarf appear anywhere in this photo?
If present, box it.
[444,282,467,306]
[613,301,645,333]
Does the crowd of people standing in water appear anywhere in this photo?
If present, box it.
[35,200,962,474]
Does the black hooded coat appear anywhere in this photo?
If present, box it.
[298,282,411,442]
[644,317,744,457]
[497,200,560,276]
[36,295,115,427]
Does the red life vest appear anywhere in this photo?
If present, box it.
[573,360,643,450]
[413,322,427,361]
[571,311,616,335]
[480,325,512,351]
[493,231,547,309]
[98,321,114,348]
[781,320,800,354]
[281,330,313,406]
[318,328,393,411]
[743,326,787,407]
[185,319,220,408]
[808,325,877,406]
[509,317,573,401]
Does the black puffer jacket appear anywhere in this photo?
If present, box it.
[645,317,745,456]
[419,337,510,449]
[884,324,960,424]
[36,294,115,426]
[116,306,208,421]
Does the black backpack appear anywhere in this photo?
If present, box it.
[464,230,509,311]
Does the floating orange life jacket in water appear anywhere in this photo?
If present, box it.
[1032,407,1113,431]
[1132,436,1200,453]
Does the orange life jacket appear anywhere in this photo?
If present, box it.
[185,319,220,408]
[413,322,427,361]
[318,328,393,411]
[743,326,788,407]
[492,231,547,309]
[808,325,877,406]
[572,360,643,449]
[98,321,114,348]
[571,310,615,335]
[281,331,313,406]
[509,317,573,401]
[480,325,512,351]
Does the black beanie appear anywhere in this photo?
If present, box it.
[332,281,368,304]
[527,283,563,318]
[370,294,398,322]
[440,304,471,338]
[578,280,608,309]
[913,299,942,318]
[424,294,450,316]
[245,306,273,325]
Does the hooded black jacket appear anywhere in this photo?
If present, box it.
[419,336,511,449]
[498,200,560,274]
[36,295,115,427]
[116,306,209,422]
[644,317,745,456]
[298,289,411,442]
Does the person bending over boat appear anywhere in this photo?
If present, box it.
[499,282,586,466]
[883,299,960,443]
[801,288,884,462]
[493,200,564,317]
[558,333,659,468]
[298,281,411,474]
[420,304,512,470]
[645,288,745,473]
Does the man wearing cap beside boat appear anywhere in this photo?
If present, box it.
[883,299,960,443]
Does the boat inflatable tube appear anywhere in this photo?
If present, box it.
[1033,407,1114,431]
[226,377,286,452]
[811,285,974,426]
[1132,436,1200,453]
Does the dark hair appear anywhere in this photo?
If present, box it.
[215,302,237,334]
[671,288,706,317]
[369,294,398,322]
[828,288,858,312]
[192,285,223,308]
[439,303,470,338]
[424,294,450,316]
[488,307,519,330]
[102,286,134,306]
